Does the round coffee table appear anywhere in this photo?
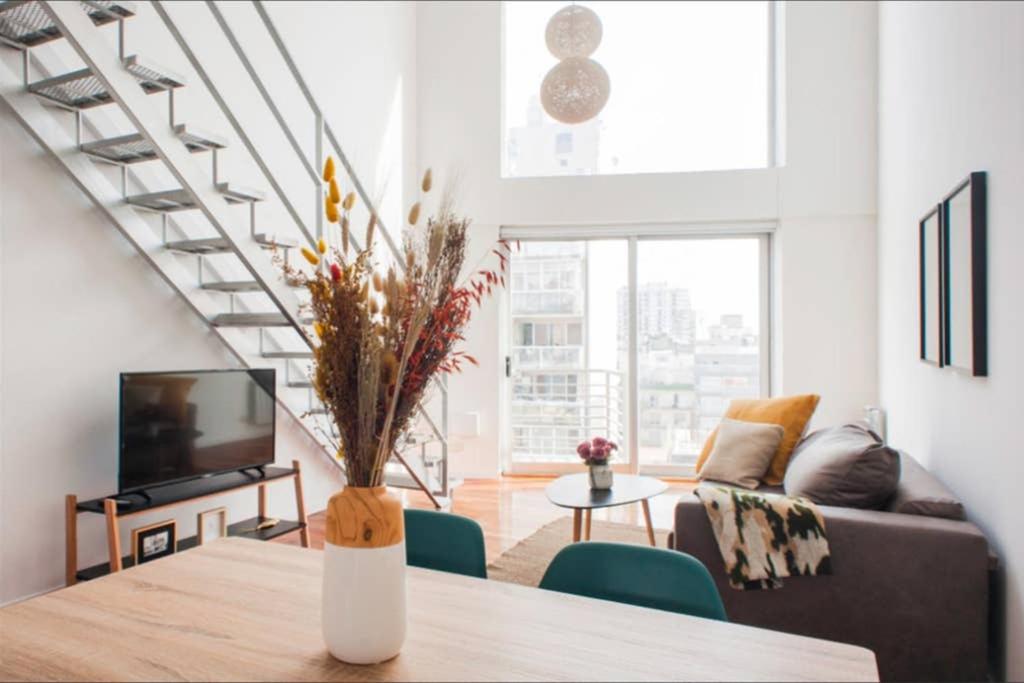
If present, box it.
[545,473,668,546]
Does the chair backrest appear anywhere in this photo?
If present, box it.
[404,508,488,579]
[539,542,727,621]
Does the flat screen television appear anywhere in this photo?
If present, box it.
[118,369,276,493]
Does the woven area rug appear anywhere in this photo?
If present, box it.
[487,516,672,588]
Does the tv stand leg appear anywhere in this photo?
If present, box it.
[258,484,268,520]
[103,499,123,573]
[293,459,309,548]
[65,495,77,586]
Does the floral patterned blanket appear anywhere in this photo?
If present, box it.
[694,485,832,590]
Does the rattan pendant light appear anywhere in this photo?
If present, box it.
[540,4,610,124]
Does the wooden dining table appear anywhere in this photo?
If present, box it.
[0,537,877,681]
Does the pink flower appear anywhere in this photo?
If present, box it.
[591,436,608,449]
[576,441,592,460]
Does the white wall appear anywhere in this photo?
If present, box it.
[0,1,415,605]
[416,1,878,477]
[877,2,1024,678]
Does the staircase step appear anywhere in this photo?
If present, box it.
[81,124,227,164]
[210,312,312,328]
[286,380,312,389]
[200,280,264,293]
[211,312,288,328]
[0,1,135,48]
[28,55,184,110]
[165,233,298,255]
[127,182,264,212]
[262,351,313,360]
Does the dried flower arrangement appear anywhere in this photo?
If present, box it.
[282,158,511,487]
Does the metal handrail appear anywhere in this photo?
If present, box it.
[150,0,318,253]
[250,0,404,264]
[180,0,449,493]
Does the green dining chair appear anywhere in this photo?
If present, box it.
[404,508,488,579]
[539,542,727,621]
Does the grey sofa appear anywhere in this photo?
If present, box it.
[670,464,994,682]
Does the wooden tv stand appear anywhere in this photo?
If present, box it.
[65,460,309,585]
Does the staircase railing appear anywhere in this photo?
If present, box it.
[151,0,451,499]
[0,0,451,504]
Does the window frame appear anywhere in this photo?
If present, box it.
[499,1,782,179]
[500,223,774,476]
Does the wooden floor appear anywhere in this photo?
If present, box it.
[275,476,696,561]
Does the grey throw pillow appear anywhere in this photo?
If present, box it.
[886,452,966,520]
[784,424,900,509]
[698,418,784,489]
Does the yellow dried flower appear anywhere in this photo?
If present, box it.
[406,250,415,270]
[408,201,421,226]
[328,177,340,204]
[365,213,377,250]
[301,247,320,266]
[317,237,327,254]
[313,321,325,338]
[325,196,340,224]
[322,156,335,182]
[421,168,433,193]
[369,297,379,315]
[335,444,345,460]
[342,192,356,211]
[372,272,384,292]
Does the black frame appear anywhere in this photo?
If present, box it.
[941,172,987,376]
[132,519,177,565]
[918,204,944,366]
[117,368,277,494]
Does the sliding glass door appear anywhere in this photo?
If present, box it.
[504,231,770,476]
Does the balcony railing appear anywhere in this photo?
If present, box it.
[511,368,624,461]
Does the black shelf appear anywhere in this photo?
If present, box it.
[76,466,296,516]
[75,516,305,581]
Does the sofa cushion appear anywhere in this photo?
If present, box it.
[698,418,784,489]
[783,424,900,509]
[886,452,966,520]
[696,394,820,485]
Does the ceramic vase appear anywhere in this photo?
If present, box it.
[322,486,406,664]
[588,462,614,490]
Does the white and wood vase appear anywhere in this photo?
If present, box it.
[322,486,406,665]
[588,463,613,490]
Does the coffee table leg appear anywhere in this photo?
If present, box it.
[584,509,592,541]
[641,499,656,546]
[572,508,582,543]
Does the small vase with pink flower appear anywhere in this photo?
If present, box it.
[576,437,618,490]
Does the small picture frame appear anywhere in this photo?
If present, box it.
[197,506,228,545]
[942,171,987,376]
[131,520,177,565]
[918,204,944,366]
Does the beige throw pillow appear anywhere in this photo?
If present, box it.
[698,418,785,489]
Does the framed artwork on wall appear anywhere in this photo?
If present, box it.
[918,205,944,366]
[942,171,987,376]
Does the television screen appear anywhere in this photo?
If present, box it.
[119,369,276,493]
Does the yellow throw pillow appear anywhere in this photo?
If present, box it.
[696,394,821,485]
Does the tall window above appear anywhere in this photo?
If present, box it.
[502,1,774,178]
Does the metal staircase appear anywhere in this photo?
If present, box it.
[0,0,453,506]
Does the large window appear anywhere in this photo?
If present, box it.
[503,1,774,178]
[505,233,770,474]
